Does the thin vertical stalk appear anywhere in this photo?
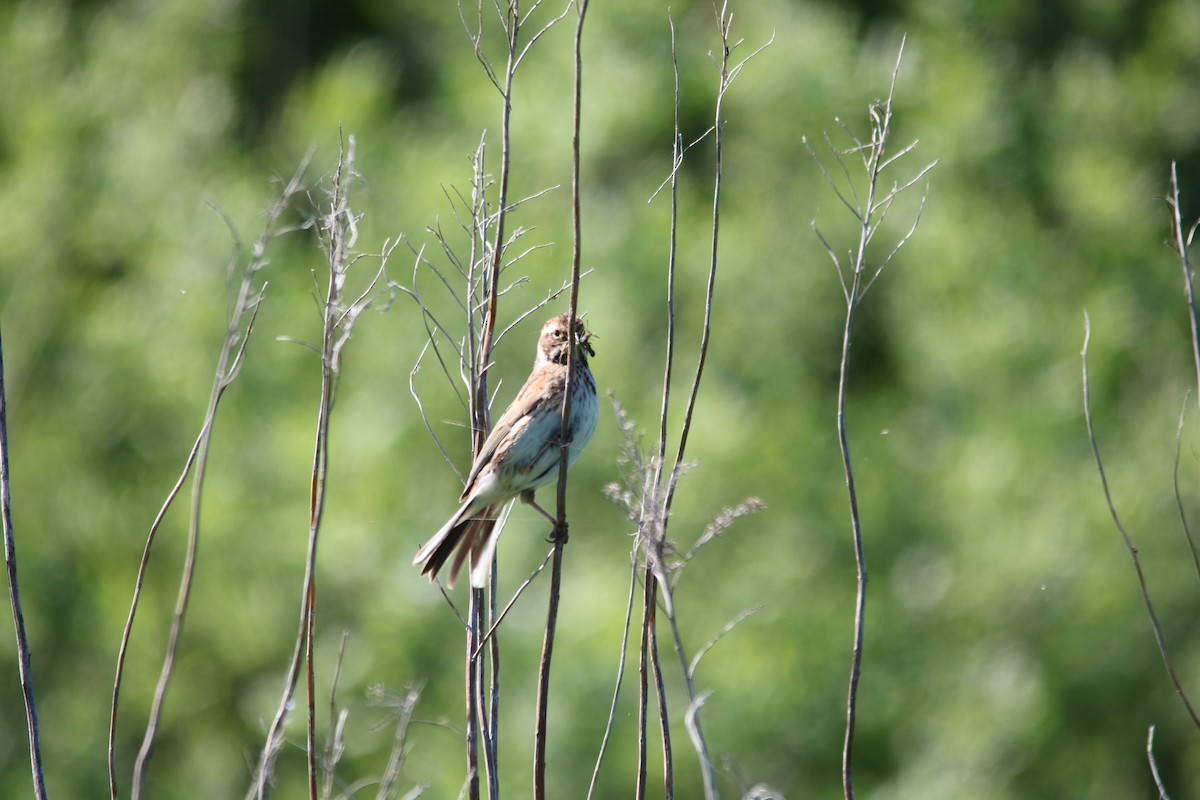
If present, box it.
[466,590,482,800]
[474,1,520,437]
[127,161,305,799]
[0,329,48,800]
[485,571,501,799]
[466,4,520,795]
[247,135,386,800]
[635,568,652,800]
[653,7,742,798]
[801,37,934,799]
[1168,161,1200,409]
[1081,316,1200,730]
[535,2,588,798]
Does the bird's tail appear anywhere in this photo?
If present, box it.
[413,503,501,589]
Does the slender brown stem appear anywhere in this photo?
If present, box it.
[474,0,520,447]
[635,564,652,800]
[485,570,501,800]
[587,551,639,799]
[0,329,47,800]
[464,5,521,796]
[836,300,865,800]
[804,39,922,800]
[248,134,384,800]
[1167,163,1200,581]
[648,589,673,800]
[654,11,682,485]
[536,3,588,797]
[109,158,307,800]
[1081,314,1200,730]
[130,172,296,800]
[1169,162,1200,408]
[465,589,481,800]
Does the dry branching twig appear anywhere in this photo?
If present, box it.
[593,7,771,799]
[108,154,312,800]
[398,4,576,799]
[248,134,396,800]
[804,35,936,800]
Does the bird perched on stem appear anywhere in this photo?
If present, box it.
[414,314,598,588]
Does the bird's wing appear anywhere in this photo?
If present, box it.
[460,371,557,497]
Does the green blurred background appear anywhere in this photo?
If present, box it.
[2,0,1200,797]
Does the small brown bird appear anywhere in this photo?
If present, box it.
[413,314,598,588]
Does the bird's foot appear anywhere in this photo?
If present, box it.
[546,521,569,544]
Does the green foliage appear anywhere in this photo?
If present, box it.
[1,0,1199,797]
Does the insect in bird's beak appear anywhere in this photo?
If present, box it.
[580,330,596,357]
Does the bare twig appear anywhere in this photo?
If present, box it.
[689,605,762,680]
[322,632,352,800]
[535,1,589,796]
[113,154,311,800]
[0,329,47,799]
[1081,312,1200,730]
[587,549,640,799]
[1171,397,1200,583]
[248,134,394,799]
[374,683,424,800]
[603,9,773,800]
[471,540,555,660]
[1147,725,1172,800]
[805,35,939,800]
[1168,162,1200,408]
[1167,164,1200,582]
[652,8,774,798]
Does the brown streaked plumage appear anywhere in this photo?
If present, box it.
[413,314,598,588]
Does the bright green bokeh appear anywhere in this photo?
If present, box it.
[1,0,1198,797]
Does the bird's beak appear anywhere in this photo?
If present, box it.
[580,331,596,357]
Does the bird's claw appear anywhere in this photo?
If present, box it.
[546,521,569,544]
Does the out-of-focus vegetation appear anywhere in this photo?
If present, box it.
[1,0,1199,797]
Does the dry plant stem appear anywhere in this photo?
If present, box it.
[633,15,684,798]
[1081,314,1200,729]
[1147,725,1172,800]
[462,4,521,794]
[465,591,482,800]
[587,555,640,799]
[473,0,519,441]
[802,37,935,800]
[117,158,308,800]
[465,3,513,796]
[653,7,754,799]
[1169,162,1200,407]
[834,285,866,800]
[648,594,673,799]
[321,632,350,800]
[0,330,48,800]
[376,684,422,799]
[485,572,501,800]
[635,569,652,800]
[1171,400,1200,582]
[248,136,381,800]
[534,3,588,798]
[1167,163,1200,581]
[654,12,682,489]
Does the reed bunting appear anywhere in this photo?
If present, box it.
[413,314,598,588]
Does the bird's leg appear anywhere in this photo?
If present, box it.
[520,490,568,543]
